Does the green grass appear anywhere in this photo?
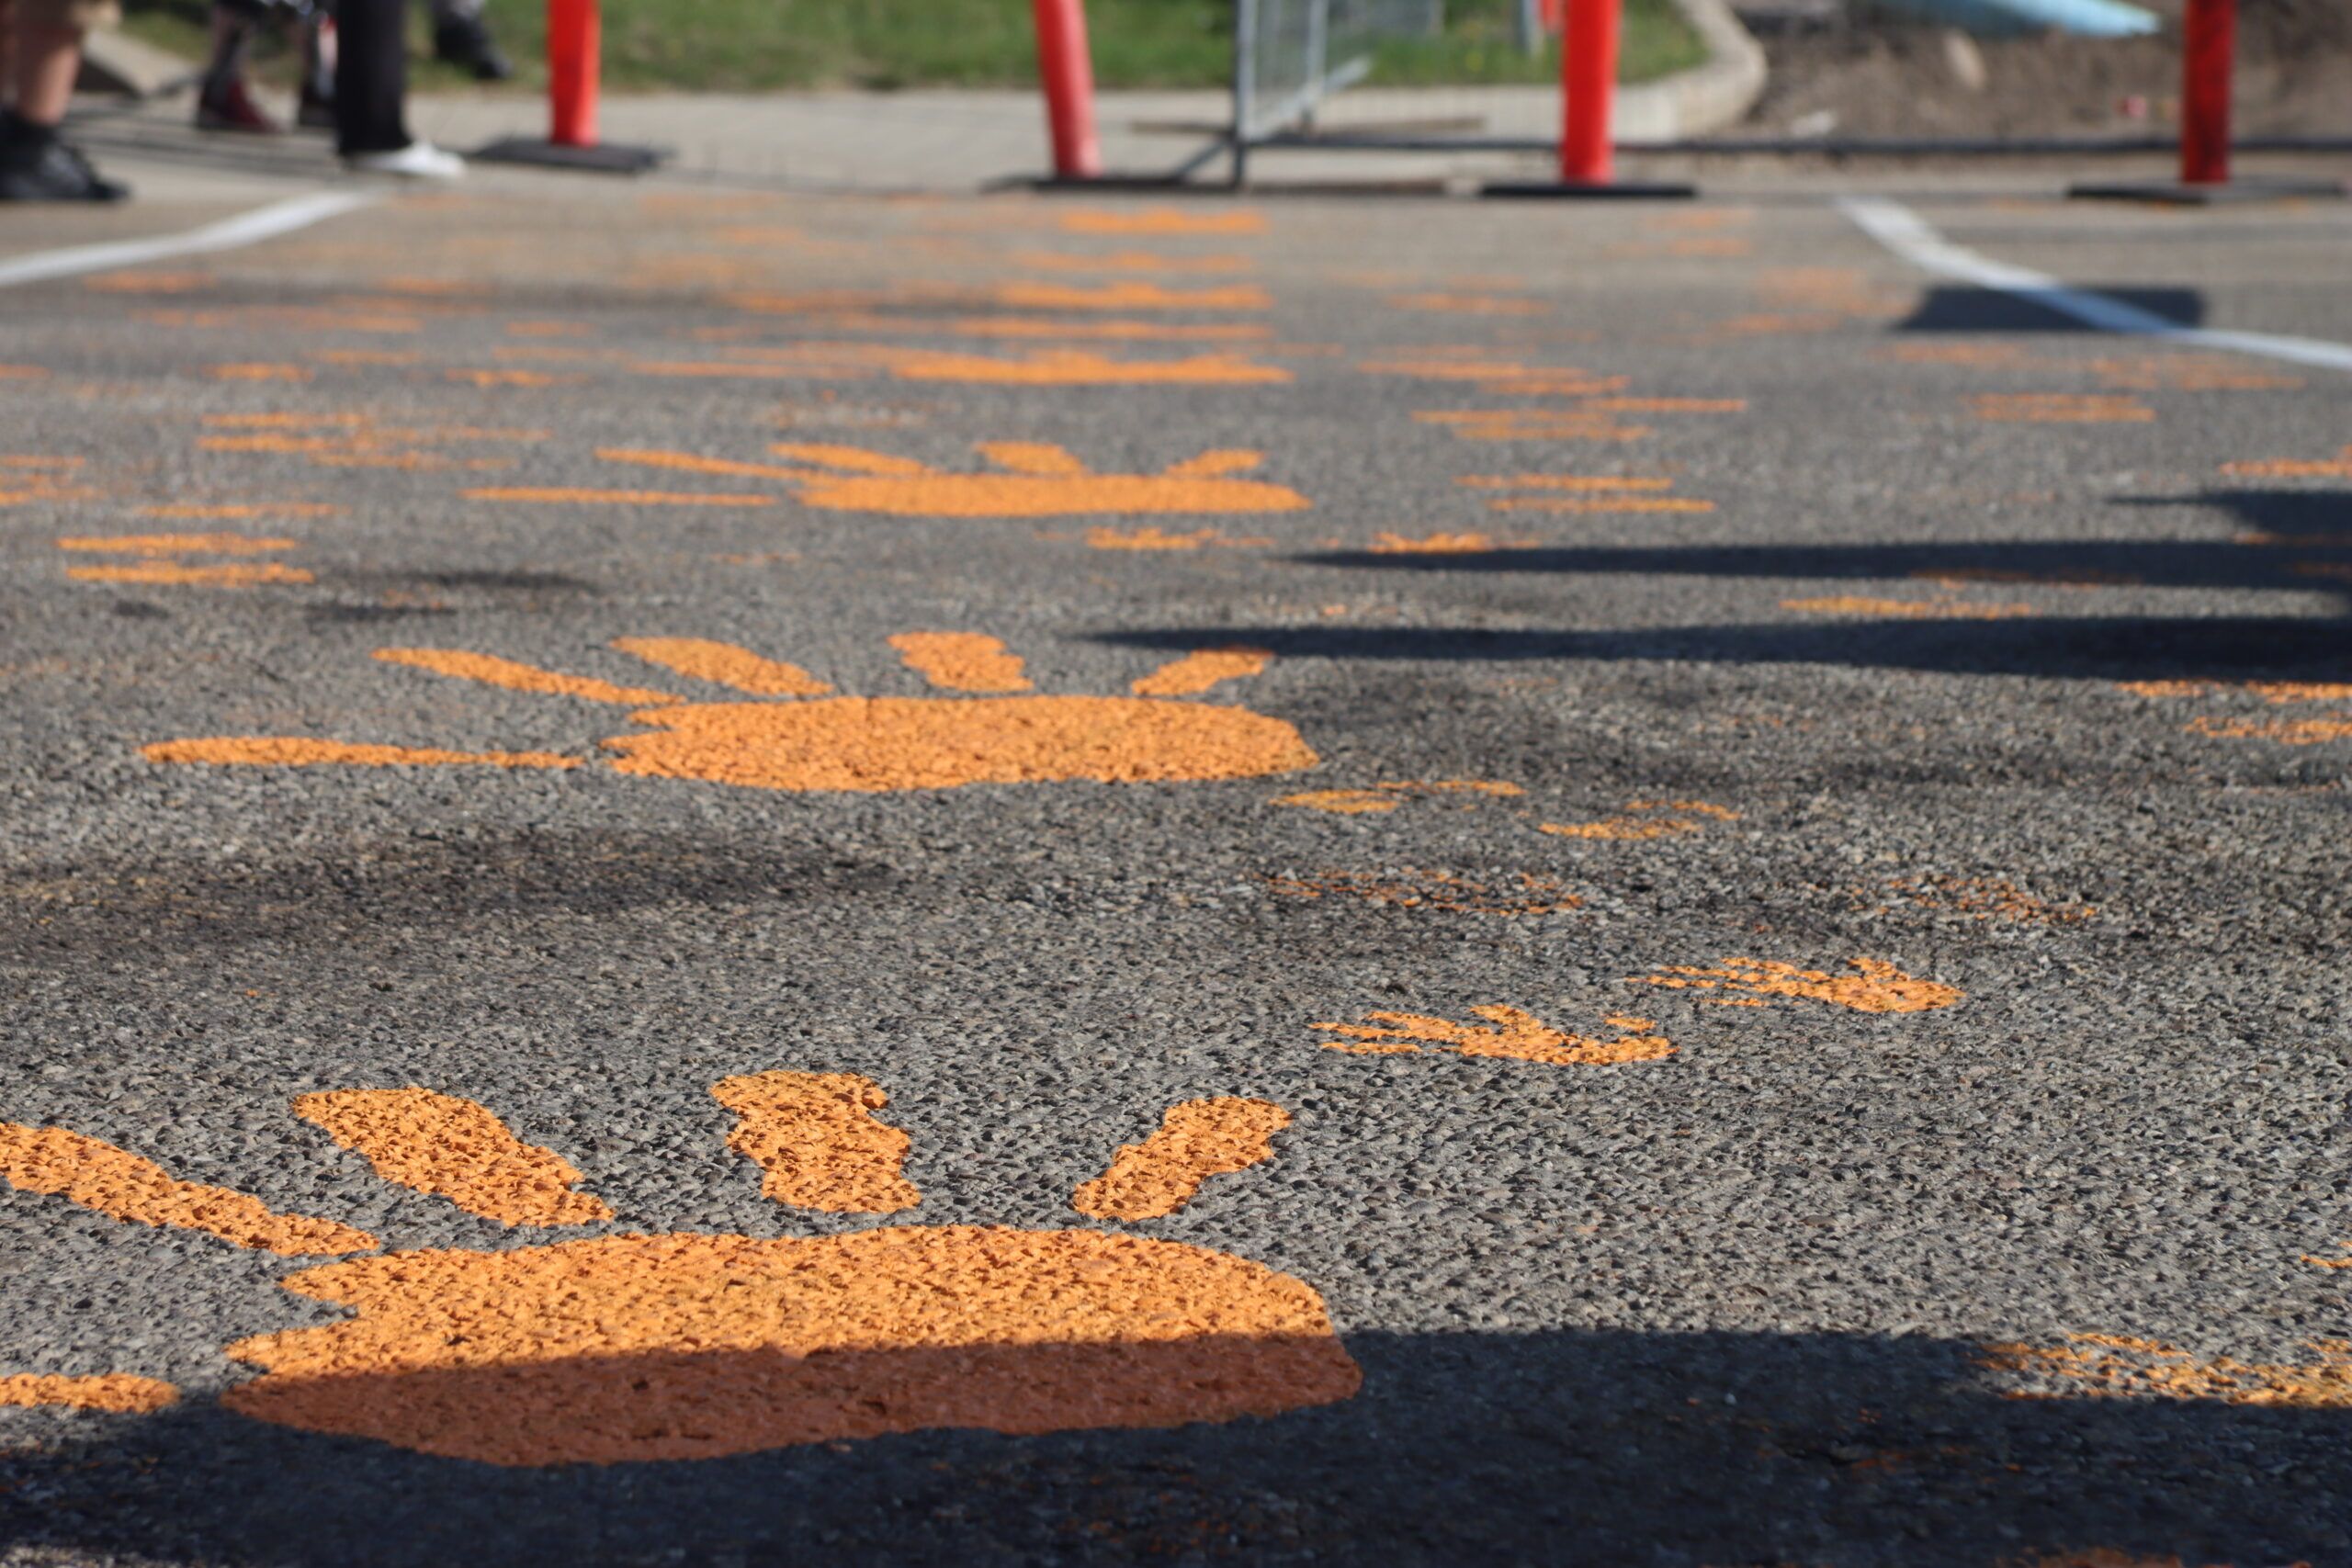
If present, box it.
[122,0,1702,94]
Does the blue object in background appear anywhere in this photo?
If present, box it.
[1867,0,2162,39]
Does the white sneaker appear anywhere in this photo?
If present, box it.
[343,141,465,180]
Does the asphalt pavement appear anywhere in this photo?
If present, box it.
[2,159,2348,1567]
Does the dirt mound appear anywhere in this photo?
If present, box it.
[1737,0,2352,141]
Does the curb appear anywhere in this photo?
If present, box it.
[77,29,196,99]
[1635,0,1770,141]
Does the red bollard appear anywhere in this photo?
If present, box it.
[548,0,600,149]
[2179,0,2233,186]
[1031,0,1102,181]
[1560,0,1620,185]
[472,0,661,172]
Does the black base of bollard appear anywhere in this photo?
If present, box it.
[472,137,666,175]
[1480,179,1697,199]
[2068,175,2347,206]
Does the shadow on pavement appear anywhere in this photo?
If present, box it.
[1099,615,2351,684]
[2,1326,2343,1565]
[1899,285,2208,333]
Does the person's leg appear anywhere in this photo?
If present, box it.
[332,0,407,155]
[334,0,459,175]
[428,0,509,80]
[197,0,283,133]
[2,0,129,200]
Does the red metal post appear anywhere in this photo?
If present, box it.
[2179,0,2233,186]
[1031,0,1102,181]
[548,0,600,150]
[1560,0,1619,185]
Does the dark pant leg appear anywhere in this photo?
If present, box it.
[334,0,410,155]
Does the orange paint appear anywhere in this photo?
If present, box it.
[1415,410,1651,443]
[1266,869,1580,916]
[84,269,211,293]
[1312,1005,1674,1066]
[1982,1335,2352,1408]
[1363,359,1628,398]
[1131,648,1272,697]
[993,282,1271,312]
[1369,532,1524,554]
[293,1089,614,1227]
[1632,957,1961,1014]
[209,363,312,382]
[447,369,578,389]
[1276,788,1401,815]
[0,1122,375,1255]
[0,1373,179,1413]
[2223,444,2352,479]
[880,349,1287,387]
[890,632,1033,693]
[1581,397,1746,413]
[607,696,1315,792]
[2303,1243,2352,1270]
[1385,293,1545,316]
[747,443,1309,519]
[611,637,831,697]
[1781,596,2034,621]
[2186,716,2352,745]
[144,739,576,769]
[712,1072,921,1215]
[1073,1100,1289,1221]
[374,649,679,707]
[1489,497,1713,514]
[1083,526,1268,551]
[67,563,313,586]
[1541,800,1737,840]
[1058,209,1267,236]
[158,633,1316,795]
[1012,250,1253,275]
[221,1227,1357,1465]
[1871,876,2095,926]
[1970,393,2154,424]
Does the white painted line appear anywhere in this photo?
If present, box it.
[0,189,376,291]
[1838,195,2352,375]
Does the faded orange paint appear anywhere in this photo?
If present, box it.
[62,525,299,553]
[84,269,211,293]
[1266,869,1580,916]
[1632,957,1961,1014]
[374,649,680,707]
[293,1089,614,1227]
[1541,800,1737,840]
[1012,250,1254,275]
[1869,876,2094,926]
[209,363,312,382]
[1385,293,1545,316]
[1781,596,2034,621]
[221,1227,1357,1464]
[0,1373,179,1413]
[1971,393,2154,424]
[2304,1243,2352,1269]
[1276,789,1402,815]
[1315,1005,1674,1066]
[712,1072,921,1215]
[447,369,578,389]
[882,348,1287,386]
[611,637,831,697]
[1131,648,1271,697]
[1073,1100,1290,1221]
[2186,716,2352,746]
[1983,1335,2351,1408]
[2223,444,2352,479]
[144,739,577,769]
[1059,209,1267,236]
[1582,397,1747,413]
[891,632,1033,693]
[1083,526,1269,550]
[993,282,1271,312]
[67,562,314,586]
[1363,359,1627,398]
[1415,409,1651,443]
[0,1122,375,1255]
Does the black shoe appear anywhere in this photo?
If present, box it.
[434,15,514,81]
[0,120,130,203]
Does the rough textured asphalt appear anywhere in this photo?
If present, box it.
[1,168,2348,1567]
